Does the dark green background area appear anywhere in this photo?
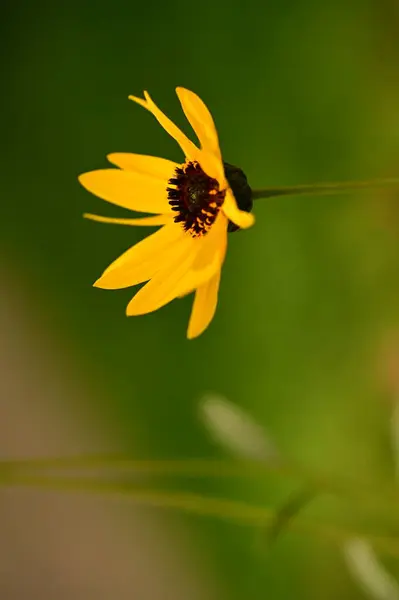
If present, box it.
[3,0,399,597]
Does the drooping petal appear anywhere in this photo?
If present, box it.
[126,235,197,315]
[191,212,228,276]
[178,213,227,294]
[187,270,221,339]
[222,188,255,230]
[94,223,188,290]
[107,153,179,180]
[97,221,183,277]
[129,91,198,160]
[173,213,228,298]
[176,88,222,160]
[84,213,170,227]
[79,169,171,214]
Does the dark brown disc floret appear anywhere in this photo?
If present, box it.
[167,161,226,237]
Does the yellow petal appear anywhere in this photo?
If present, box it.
[107,153,179,180]
[222,188,255,230]
[84,213,170,227]
[174,213,228,298]
[126,234,197,315]
[191,212,227,275]
[129,91,198,160]
[177,288,194,299]
[99,221,183,276]
[175,88,222,160]
[78,169,171,214]
[175,88,226,183]
[94,223,188,290]
[187,270,221,339]
[195,148,226,184]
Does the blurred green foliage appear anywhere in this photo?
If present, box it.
[3,0,399,597]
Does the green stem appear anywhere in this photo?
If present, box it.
[252,178,399,200]
[2,456,399,516]
[2,473,399,558]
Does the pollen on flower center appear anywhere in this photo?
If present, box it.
[167,161,225,237]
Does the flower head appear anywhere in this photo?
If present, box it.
[79,87,254,339]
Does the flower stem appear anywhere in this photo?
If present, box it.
[252,178,399,200]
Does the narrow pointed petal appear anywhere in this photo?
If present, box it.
[126,237,197,315]
[79,169,171,214]
[107,153,179,180]
[176,88,222,160]
[94,225,187,290]
[191,212,228,275]
[223,188,255,229]
[173,213,228,298]
[98,221,183,277]
[187,270,221,339]
[129,91,198,160]
[84,213,170,227]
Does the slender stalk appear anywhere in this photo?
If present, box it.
[252,178,399,201]
[1,456,399,515]
[268,486,317,543]
[2,473,399,558]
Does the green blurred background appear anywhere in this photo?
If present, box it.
[3,0,399,598]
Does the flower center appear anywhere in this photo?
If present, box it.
[167,162,225,237]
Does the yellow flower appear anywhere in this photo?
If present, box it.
[79,87,255,339]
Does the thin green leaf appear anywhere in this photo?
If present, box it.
[1,456,399,514]
[2,473,399,560]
